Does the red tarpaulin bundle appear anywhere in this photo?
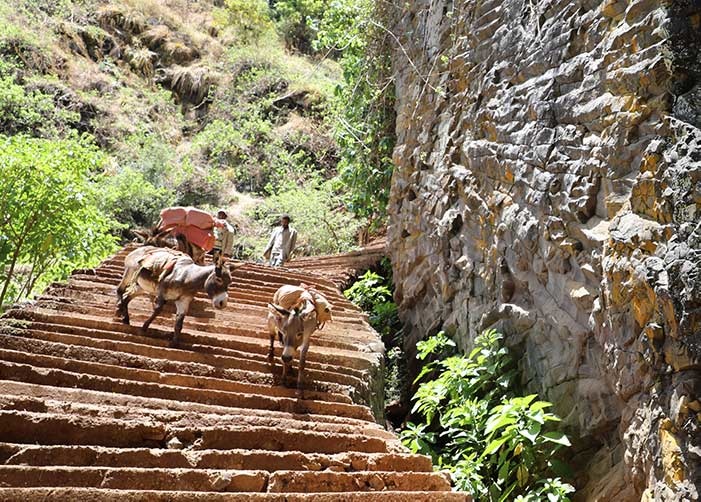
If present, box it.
[159,206,217,251]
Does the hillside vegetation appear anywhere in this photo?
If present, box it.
[0,0,392,307]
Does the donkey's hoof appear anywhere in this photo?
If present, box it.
[169,339,179,349]
[121,317,130,325]
[295,388,304,400]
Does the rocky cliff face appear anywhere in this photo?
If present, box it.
[387,0,701,499]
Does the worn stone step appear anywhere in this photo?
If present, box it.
[60,298,371,353]
[268,470,451,493]
[0,242,463,498]
[0,339,352,404]
[0,444,433,472]
[0,333,349,400]
[0,381,376,429]
[0,411,390,454]
[0,488,471,501]
[1,317,369,390]
[0,327,357,395]
[73,270,353,309]
[0,466,268,492]
[8,308,377,374]
[42,285,366,332]
[0,361,373,421]
[71,267,352,307]
[0,467,450,493]
[35,291,369,345]
[0,394,397,441]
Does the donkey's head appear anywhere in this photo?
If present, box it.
[268,301,317,363]
[133,227,177,248]
[204,254,231,310]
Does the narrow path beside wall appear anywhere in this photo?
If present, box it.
[0,243,468,501]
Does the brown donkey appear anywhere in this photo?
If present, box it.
[116,246,231,346]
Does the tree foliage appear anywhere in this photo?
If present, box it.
[316,0,396,223]
[0,62,79,137]
[98,167,175,237]
[272,0,327,54]
[0,134,118,308]
[401,330,575,500]
[214,0,275,43]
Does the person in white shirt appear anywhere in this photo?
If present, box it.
[213,210,236,257]
[263,214,297,267]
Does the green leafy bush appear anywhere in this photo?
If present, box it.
[214,0,275,44]
[119,131,179,187]
[344,270,392,310]
[99,167,175,236]
[401,330,575,500]
[175,167,225,208]
[343,265,404,403]
[0,72,79,136]
[272,0,327,54]
[0,134,118,308]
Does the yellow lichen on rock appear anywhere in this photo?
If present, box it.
[659,420,685,486]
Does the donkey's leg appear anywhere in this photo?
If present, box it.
[268,331,276,361]
[141,295,165,332]
[118,287,140,325]
[116,267,142,324]
[116,275,130,323]
[296,343,309,399]
[282,360,290,383]
[171,296,192,347]
[116,286,129,324]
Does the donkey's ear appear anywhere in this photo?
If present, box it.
[131,229,148,242]
[154,228,171,240]
[268,303,290,318]
[215,252,228,275]
[214,252,226,277]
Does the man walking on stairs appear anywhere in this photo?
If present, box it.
[213,209,236,258]
[263,214,297,267]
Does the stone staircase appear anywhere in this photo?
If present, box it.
[287,238,386,289]
[0,244,468,500]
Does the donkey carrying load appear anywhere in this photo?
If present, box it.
[116,246,232,347]
[267,283,333,397]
